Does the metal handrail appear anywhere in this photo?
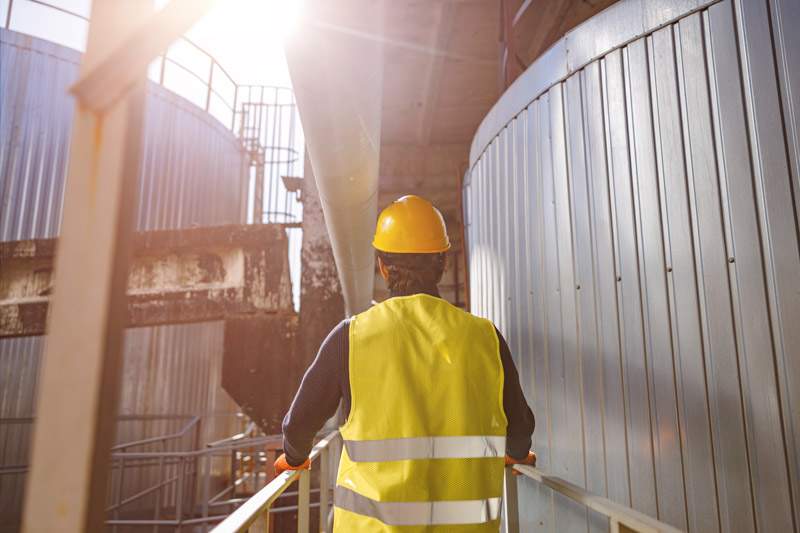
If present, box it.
[111,415,199,451]
[506,465,683,533]
[206,430,682,533]
[212,430,339,533]
[106,433,288,529]
[206,421,258,448]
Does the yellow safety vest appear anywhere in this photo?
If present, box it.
[334,293,507,532]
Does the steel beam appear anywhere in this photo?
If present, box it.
[21,1,217,531]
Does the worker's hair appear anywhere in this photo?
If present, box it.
[377,251,447,296]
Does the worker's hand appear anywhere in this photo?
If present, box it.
[504,451,537,476]
[274,453,311,476]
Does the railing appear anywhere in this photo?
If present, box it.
[3,0,239,128]
[212,430,683,533]
[212,431,339,533]
[106,416,202,531]
[505,465,683,533]
[106,433,286,530]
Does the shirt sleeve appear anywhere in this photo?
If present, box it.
[281,320,348,466]
[496,327,536,459]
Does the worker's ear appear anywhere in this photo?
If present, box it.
[377,256,390,281]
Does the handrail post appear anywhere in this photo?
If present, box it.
[159,54,167,85]
[297,469,310,533]
[206,61,214,112]
[231,85,239,131]
[319,448,329,533]
[503,467,520,533]
[176,457,185,531]
[5,0,13,28]
[250,513,269,533]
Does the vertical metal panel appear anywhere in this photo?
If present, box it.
[584,58,630,510]
[137,86,246,231]
[732,0,800,528]
[0,31,78,241]
[464,0,799,530]
[608,45,660,518]
[0,336,42,519]
[627,36,687,529]
[731,1,800,529]
[770,0,800,228]
[565,70,611,533]
[522,98,557,533]
[650,22,722,533]
[551,82,590,532]
[678,8,758,533]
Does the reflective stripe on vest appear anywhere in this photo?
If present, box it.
[343,435,506,462]
[335,487,502,526]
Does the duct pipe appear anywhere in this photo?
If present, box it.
[284,1,384,315]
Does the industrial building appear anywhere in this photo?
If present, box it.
[0,0,798,532]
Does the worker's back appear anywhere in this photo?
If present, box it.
[334,293,507,532]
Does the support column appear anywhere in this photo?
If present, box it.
[21,3,149,528]
[299,154,344,368]
[21,1,216,530]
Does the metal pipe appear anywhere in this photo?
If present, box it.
[297,470,310,533]
[284,0,384,314]
[4,0,13,29]
[512,465,682,532]
[502,467,519,533]
[270,502,321,514]
[177,457,186,529]
[319,447,330,533]
[105,474,178,512]
[205,61,214,112]
[154,454,164,533]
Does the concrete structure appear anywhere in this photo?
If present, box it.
[0,225,293,337]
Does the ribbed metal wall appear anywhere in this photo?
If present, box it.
[0,27,246,522]
[464,0,799,531]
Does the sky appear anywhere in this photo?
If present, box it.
[0,0,301,87]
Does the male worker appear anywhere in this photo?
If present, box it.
[276,195,536,531]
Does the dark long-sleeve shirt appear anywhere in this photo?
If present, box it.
[282,316,535,465]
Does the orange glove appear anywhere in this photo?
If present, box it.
[274,453,311,476]
[504,451,537,475]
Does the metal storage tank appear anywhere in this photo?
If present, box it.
[464,0,799,531]
[0,26,248,523]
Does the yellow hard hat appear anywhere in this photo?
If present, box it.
[373,195,450,253]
